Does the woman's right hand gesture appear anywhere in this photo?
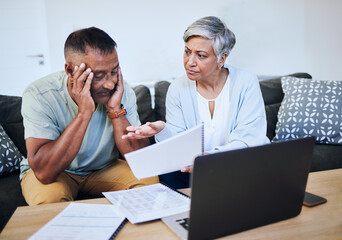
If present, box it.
[122,121,166,139]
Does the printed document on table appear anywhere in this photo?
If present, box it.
[103,183,190,224]
[124,124,203,179]
[29,203,126,240]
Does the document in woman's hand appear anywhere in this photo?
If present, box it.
[124,124,203,179]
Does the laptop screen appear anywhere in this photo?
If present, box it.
[187,137,314,240]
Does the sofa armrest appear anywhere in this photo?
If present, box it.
[0,95,27,157]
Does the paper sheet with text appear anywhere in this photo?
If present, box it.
[29,203,126,240]
[103,183,190,224]
[124,124,203,179]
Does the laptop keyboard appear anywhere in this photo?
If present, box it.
[176,217,189,230]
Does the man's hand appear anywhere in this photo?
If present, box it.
[106,67,124,112]
[122,121,166,139]
[68,63,95,114]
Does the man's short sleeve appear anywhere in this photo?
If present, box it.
[122,82,141,126]
[21,90,61,140]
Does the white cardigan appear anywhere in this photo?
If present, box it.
[155,64,270,153]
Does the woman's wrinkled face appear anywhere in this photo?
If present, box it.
[183,36,218,81]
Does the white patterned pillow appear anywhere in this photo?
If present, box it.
[273,77,342,144]
[0,124,24,175]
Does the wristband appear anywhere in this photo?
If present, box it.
[107,107,127,119]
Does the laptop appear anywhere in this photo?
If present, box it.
[162,137,315,240]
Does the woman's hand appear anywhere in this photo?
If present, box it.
[180,152,209,173]
[122,121,166,139]
[181,165,193,173]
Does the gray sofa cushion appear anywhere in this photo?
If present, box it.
[274,77,342,145]
[132,85,155,124]
[154,81,171,122]
[312,144,342,171]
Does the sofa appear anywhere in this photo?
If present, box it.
[1,72,341,232]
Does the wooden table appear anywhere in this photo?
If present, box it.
[1,169,341,240]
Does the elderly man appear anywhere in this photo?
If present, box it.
[20,27,158,205]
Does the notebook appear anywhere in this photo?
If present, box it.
[29,203,127,240]
[162,137,315,240]
[125,124,204,179]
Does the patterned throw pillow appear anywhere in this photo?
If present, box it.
[0,124,24,175]
[273,77,342,144]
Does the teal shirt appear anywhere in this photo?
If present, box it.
[20,71,140,179]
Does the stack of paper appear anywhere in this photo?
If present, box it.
[103,183,190,224]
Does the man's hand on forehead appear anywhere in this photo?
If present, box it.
[66,61,95,114]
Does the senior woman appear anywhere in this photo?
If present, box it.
[123,16,269,188]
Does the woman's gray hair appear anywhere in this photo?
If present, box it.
[183,16,236,62]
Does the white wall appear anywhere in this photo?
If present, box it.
[223,0,306,77]
[1,0,341,96]
[43,0,342,82]
[0,0,51,96]
[304,0,342,80]
[45,0,229,84]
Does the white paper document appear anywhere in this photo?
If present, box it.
[103,183,190,224]
[29,203,126,240]
[124,124,203,179]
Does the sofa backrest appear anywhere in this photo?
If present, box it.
[150,72,312,141]
[154,81,171,122]
[1,72,312,159]
[132,85,155,124]
[132,81,171,124]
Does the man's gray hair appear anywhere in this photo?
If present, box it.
[183,16,236,62]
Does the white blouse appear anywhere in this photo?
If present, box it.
[197,76,231,152]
